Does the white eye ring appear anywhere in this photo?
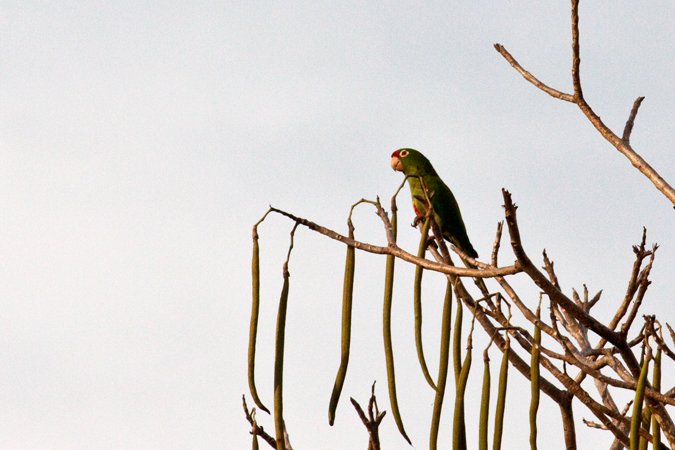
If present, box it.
[399,150,409,157]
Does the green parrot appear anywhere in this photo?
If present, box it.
[390,148,479,259]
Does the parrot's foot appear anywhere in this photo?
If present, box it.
[411,215,425,228]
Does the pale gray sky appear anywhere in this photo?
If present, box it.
[1,1,674,449]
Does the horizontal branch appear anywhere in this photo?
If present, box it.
[268,206,522,279]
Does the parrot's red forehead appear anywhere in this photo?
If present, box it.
[391,150,400,158]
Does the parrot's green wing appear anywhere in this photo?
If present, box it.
[425,175,478,259]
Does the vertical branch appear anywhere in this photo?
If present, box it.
[558,392,577,450]
[570,0,582,99]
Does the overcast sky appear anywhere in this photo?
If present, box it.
[1,1,674,449]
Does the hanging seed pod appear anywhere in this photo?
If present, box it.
[273,264,291,450]
[639,345,652,450]
[529,304,541,450]
[453,296,464,381]
[274,224,298,450]
[414,215,437,391]
[382,205,412,445]
[328,222,356,425]
[630,349,650,450]
[478,349,491,450]
[640,398,651,450]
[452,295,467,449]
[430,280,453,450]
[653,347,662,450]
[493,338,510,450]
[249,223,270,414]
[453,336,472,450]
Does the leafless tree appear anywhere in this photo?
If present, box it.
[245,2,674,449]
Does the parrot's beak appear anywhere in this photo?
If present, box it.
[391,156,403,172]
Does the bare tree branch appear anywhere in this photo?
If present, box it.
[493,43,575,102]
[266,206,521,279]
[495,1,675,206]
[543,250,561,291]
[350,383,386,450]
[243,396,278,449]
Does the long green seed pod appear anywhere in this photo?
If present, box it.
[430,281,453,450]
[382,207,412,445]
[493,339,510,450]
[453,295,466,448]
[653,348,662,450]
[478,350,491,450]
[453,296,464,381]
[414,216,437,391]
[630,350,650,450]
[639,414,650,450]
[274,264,291,450]
[639,347,652,450]
[328,224,356,426]
[249,225,270,414]
[529,304,541,450]
[640,387,652,450]
[274,224,298,450]
[453,338,472,450]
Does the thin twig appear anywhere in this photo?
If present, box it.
[620,246,657,337]
[243,396,278,449]
[647,317,675,363]
[543,250,561,291]
[492,221,504,267]
[587,289,603,311]
[350,383,386,450]
[622,96,645,143]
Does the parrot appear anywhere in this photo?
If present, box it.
[390,148,479,259]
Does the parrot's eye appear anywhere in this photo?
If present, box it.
[399,150,409,157]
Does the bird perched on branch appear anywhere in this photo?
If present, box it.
[390,148,478,259]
